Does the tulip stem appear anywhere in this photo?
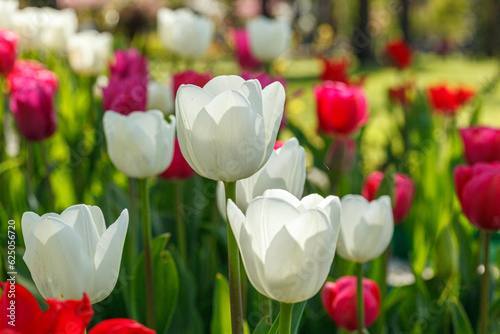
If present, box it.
[40,141,55,211]
[356,263,365,334]
[224,181,244,334]
[479,230,491,334]
[279,303,293,334]
[139,178,156,329]
[175,181,188,263]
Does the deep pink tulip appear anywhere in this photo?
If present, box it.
[10,77,57,141]
[459,127,500,164]
[8,60,58,93]
[110,48,148,79]
[385,39,412,69]
[103,76,147,115]
[89,319,155,334]
[321,277,381,331]
[0,29,17,75]
[314,81,368,136]
[159,137,195,180]
[233,29,262,70]
[362,171,415,223]
[454,162,500,231]
[172,70,212,100]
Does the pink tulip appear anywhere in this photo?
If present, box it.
[110,48,148,79]
[362,171,415,223]
[459,127,500,164]
[322,277,381,331]
[314,81,368,136]
[0,29,17,75]
[159,137,195,180]
[8,60,58,93]
[233,28,262,70]
[172,70,212,100]
[454,162,500,231]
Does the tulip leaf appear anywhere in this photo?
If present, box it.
[449,298,474,334]
[130,233,179,334]
[252,316,272,334]
[211,273,232,334]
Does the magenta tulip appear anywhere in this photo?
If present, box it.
[0,29,17,75]
[172,70,212,99]
[110,48,148,79]
[159,137,195,181]
[459,127,500,164]
[232,28,262,70]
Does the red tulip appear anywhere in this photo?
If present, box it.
[0,282,93,334]
[159,137,195,180]
[0,29,17,75]
[321,277,381,331]
[314,81,368,136]
[10,77,57,141]
[385,39,412,69]
[110,48,148,79]
[362,171,415,223]
[172,70,212,100]
[456,86,475,105]
[88,319,155,334]
[8,60,58,93]
[388,82,415,108]
[459,127,500,165]
[454,162,500,231]
[427,84,475,115]
[233,29,262,70]
[319,57,350,84]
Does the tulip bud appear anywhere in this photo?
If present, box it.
[10,77,57,141]
[318,57,350,84]
[0,0,18,30]
[159,137,195,180]
[88,319,155,334]
[232,28,261,70]
[67,30,113,76]
[227,189,341,303]
[147,80,174,115]
[321,277,381,331]
[454,162,500,231]
[22,205,129,303]
[175,75,285,182]
[337,195,394,263]
[385,39,412,69]
[157,8,214,58]
[362,171,415,224]
[314,81,369,136]
[104,110,176,178]
[172,70,212,100]
[459,127,500,164]
[217,137,306,216]
[0,29,17,75]
[247,16,291,62]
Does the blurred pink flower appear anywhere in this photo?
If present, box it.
[233,29,262,70]
[0,29,17,75]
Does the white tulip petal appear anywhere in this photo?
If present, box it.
[92,209,128,303]
[23,217,93,301]
[202,75,246,97]
[226,199,245,241]
[261,189,302,208]
[260,82,285,162]
[88,206,106,236]
[21,211,40,239]
[237,80,263,118]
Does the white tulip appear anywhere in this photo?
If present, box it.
[67,30,113,76]
[176,75,285,182]
[157,8,214,58]
[217,137,306,217]
[22,205,128,304]
[227,189,341,303]
[337,195,394,263]
[12,7,77,52]
[103,110,176,178]
[147,80,174,115]
[0,0,18,29]
[247,16,291,62]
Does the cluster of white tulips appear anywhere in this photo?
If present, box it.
[21,75,394,333]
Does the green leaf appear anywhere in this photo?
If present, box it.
[449,298,474,334]
[211,273,232,334]
[130,234,179,334]
[252,317,272,334]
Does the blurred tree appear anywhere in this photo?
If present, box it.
[354,0,374,62]
[399,0,410,42]
[476,0,500,56]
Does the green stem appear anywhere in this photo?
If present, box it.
[125,177,139,280]
[26,142,38,211]
[40,141,54,211]
[356,263,365,334]
[175,181,188,263]
[260,293,273,323]
[139,178,156,329]
[479,230,491,334]
[223,181,244,334]
[279,303,293,334]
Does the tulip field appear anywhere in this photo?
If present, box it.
[1,1,500,334]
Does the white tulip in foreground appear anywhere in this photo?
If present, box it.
[247,16,291,62]
[176,75,285,182]
[103,110,176,178]
[66,30,113,76]
[227,189,341,303]
[157,8,214,58]
[337,195,394,263]
[22,205,128,304]
[217,137,306,216]
[147,80,174,115]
